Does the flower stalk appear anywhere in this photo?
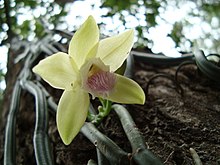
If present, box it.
[87,99,112,124]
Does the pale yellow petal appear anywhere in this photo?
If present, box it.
[96,29,134,72]
[68,16,99,68]
[57,89,90,145]
[107,74,145,104]
[32,52,77,90]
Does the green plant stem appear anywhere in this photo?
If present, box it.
[88,99,112,124]
[189,148,203,165]
[87,159,97,165]
[21,81,53,165]
[112,104,163,165]
[96,148,110,165]
[194,50,220,83]
[131,51,194,66]
[4,81,21,165]
[80,122,130,164]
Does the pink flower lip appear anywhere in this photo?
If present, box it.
[86,65,116,97]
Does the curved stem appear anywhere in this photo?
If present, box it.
[80,122,130,164]
[88,99,112,125]
[21,81,53,165]
[131,50,194,66]
[113,104,163,165]
[98,99,112,117]
[87,159,98,165]
[189,148,203,165]
[175,60,196,83]
[145,73,184,97]
[194,50,220,83]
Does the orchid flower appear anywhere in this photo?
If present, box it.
[33,16,145,145]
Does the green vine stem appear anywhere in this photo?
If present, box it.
[194,50,220,83]
[80,122,130,164]
[112,104,163,165]
[96,148,110,165]
[189,148,203,165]
[21,81,53,165]
[131,50,194,66]
[87,159,97,165]
[4,81,21,165]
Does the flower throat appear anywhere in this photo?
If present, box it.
[86,64,116,97]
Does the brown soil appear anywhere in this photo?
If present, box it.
[1,57,220,165]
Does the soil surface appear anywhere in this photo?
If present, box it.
[1,55,220,165]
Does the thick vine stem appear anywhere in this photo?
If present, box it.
[21,81,53,165]
[4,81,21,165]
[80,122,130,165]
[131,51,194,66]
[96,148,110,165]
[189,148,203,165]
[87,159,98,165]
[194,50,220,83]
[112,104,163,165]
